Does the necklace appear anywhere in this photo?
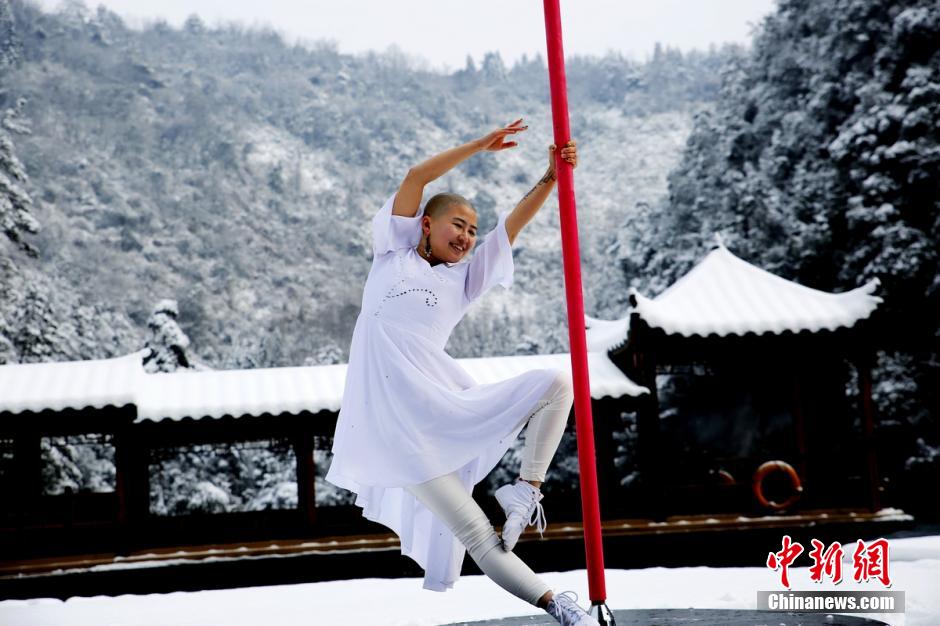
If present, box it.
[416,245,458,271]
[413,248,451,285]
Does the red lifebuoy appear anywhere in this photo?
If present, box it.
[716,469,736,485]
[752,460,803,510]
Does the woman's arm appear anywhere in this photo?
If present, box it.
[505,140,577,245]
[392,118,528,217]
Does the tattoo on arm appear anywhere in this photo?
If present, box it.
[520,171,557,202]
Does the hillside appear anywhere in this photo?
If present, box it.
[0,0,732,368]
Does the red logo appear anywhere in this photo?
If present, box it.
[767,536,892,588]
[808,539,844,584]
[852,538,891,587]
[766,534,804,589]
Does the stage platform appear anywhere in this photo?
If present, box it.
[0,508,913,600]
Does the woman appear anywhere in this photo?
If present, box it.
[325,118,598,625]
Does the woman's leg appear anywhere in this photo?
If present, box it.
[405,470,553,607]
[519,370,574,485]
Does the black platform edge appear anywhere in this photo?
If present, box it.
[442,608,890,625]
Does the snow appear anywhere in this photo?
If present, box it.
[629,244,883,338]
[1,534,937,626]
[0,349,146,415]
[239,124,336,196]
[583,313,630,353]
[0,349,644,422]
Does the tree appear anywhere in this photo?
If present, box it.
[0,97,39,257]
[184,14,206,36]
[306,341,343,366]
[142,299,194,373]
[481,51,507,82]
[0,0,20,68]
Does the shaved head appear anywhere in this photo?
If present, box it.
[423,192,475,220]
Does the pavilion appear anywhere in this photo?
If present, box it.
[586,240,885,519]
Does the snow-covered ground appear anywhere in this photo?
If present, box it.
[2,534,938,626]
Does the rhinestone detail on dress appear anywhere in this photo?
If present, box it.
[373,278,438,317]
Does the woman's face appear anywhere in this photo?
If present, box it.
[427,203,477,263]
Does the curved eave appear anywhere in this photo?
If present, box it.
[629,277,883,339]
[135,408,338,424]
[584,313,631,354]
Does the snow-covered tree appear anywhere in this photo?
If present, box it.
[0,257,141,365]
[306,341,343,366]
[0,0,20,68]
[8,283,61,360]
[513,334,541,356]
[0,97,39,257]
[142,299,193,373]
[183,14,206,36]
[41,433,115,495]
[480,51,507,82]
[149,439,298,515]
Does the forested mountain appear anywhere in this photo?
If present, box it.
[0,0,732,371]
[0,0,734,511]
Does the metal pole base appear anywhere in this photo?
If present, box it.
[589,601,616,626]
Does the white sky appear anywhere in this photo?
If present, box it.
[36,0,779,72]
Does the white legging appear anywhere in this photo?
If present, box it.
[405,370,574,606]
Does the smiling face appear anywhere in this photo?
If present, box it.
[440,203,478,260]
[421,200,478,265]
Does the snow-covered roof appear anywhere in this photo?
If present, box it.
[0,349,648,423]
[0,349,147,415]
[584,314,630,353]
[454,351,648,402]
[628,243,883,338]
[135,361,347,422]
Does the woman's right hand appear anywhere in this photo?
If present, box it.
[475,118,528,152]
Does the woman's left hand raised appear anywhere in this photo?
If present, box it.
[547,139,577,178]
[476,118,528,152]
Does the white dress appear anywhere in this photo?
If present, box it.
[324,191,561,592]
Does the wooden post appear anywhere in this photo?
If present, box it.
[13,427,41,530]
[114,418,149,550]
[856,355,882,511]
[591,399,621,519]
[114,425,130,528]
[294,422,317,530]
[790,374,810,504]
[634,346,664,520]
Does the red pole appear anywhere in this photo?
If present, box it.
[542,0,608,605]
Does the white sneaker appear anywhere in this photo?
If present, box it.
[545,590,601,626]
[494,479,547,551]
